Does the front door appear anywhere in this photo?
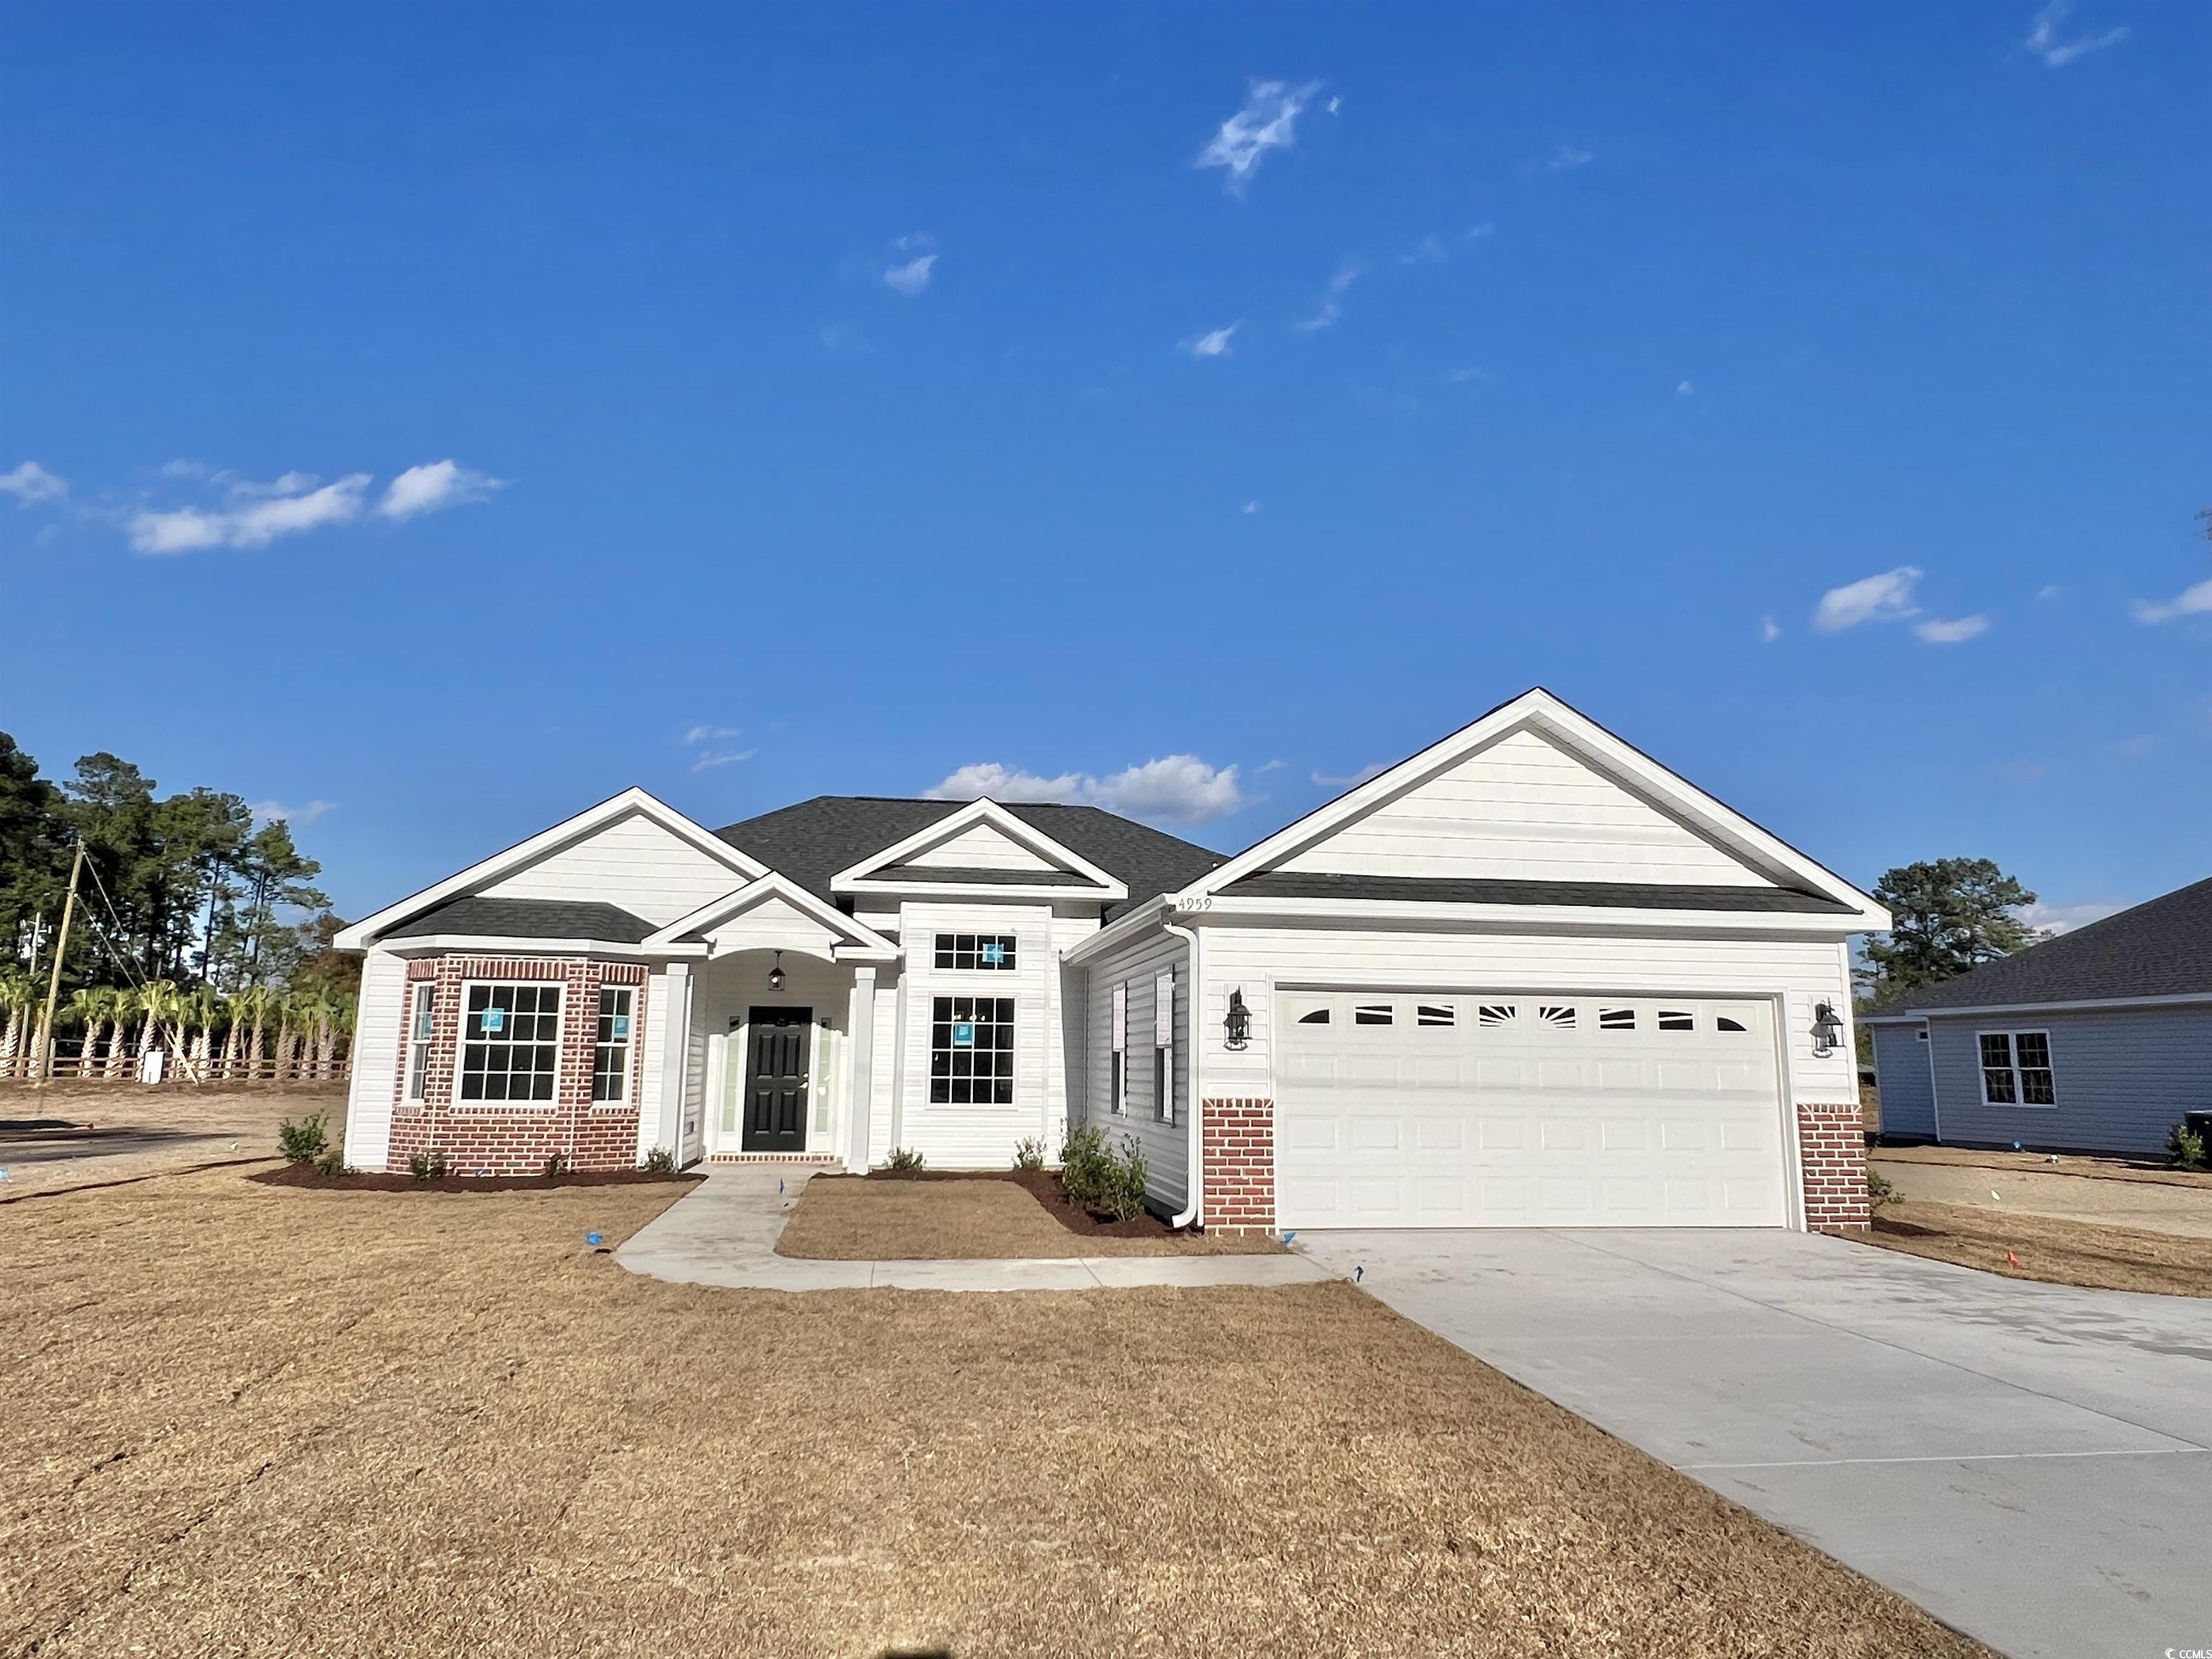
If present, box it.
[742,1007,811,1152]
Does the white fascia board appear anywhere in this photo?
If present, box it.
[379,936,710,960]
[1060,897,1172,967]
[1867,992,2212,1022]
[1185,688,1889,930]
[336,787,768,950]
[1172,894,1876,939]
[827,798,1128,897]
[644,872,902,956]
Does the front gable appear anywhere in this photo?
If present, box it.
[833,799,1128,904]
[647,874,900,963]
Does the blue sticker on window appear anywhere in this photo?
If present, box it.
[611,1015,630,1039]
[952,1022,976,1048]
[981,941,1004,966]
[482,1007,505,1033]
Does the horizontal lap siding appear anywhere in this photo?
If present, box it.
[1871,1022,1936,1138]
[482,811,747,926]
[1079,927,1192,1215]
[907,822,1060,872]
[342,948,409,1169]
[1928,1007,2212,1156]
[896,902,1054,1169]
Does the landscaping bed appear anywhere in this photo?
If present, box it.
[251,1164,703,1195]
[778,1172,1285,1259]
[1862,1200,2212,1298]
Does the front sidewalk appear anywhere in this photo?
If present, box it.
[616,1165,1335,1292]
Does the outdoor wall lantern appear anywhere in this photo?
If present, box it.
[1224,988,1251,1051]
[1810,1000,1843,1058]
[768,950,786,994]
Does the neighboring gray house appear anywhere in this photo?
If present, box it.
[1866,876,2212,1156]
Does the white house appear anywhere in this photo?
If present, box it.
[336,689,1887,1233]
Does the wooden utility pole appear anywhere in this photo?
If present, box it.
[35,841,85,1083]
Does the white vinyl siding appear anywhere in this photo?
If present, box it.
[894,901,1055,1167]
[1277,727,1772,886]
[481,809,751,926]
[1080,926,1191,1213]
[904,821,1064,873]
[342,948,409,1170]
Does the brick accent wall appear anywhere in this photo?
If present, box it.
[1201,1097,1276,1235]
[1797,1100,1871,1233]
[385,956,649,1175]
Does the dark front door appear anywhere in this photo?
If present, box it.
[742,1007,811,1152]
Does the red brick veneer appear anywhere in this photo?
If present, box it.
[1201,1097,1276,1235]
[385,956,648,1175]
[1797,1100,1871,1233]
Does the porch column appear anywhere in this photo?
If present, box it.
[656,961,691,1164]
[844,965,876,1172]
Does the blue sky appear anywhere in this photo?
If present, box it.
[2,1,2206,930]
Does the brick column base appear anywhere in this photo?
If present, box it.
[1797,1100,1871,1234]
[1201,1097,1275,1235]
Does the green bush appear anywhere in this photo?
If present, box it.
[313,1146,349,1179]
[1865,1167,1899,1210]
[1057,1125,1148,1220]
[543,1151,572,1179]
[2168,1124,2208,1170]
[1103,1135,1149,1222]
[1012,1136,1047,1172]
[408,1148,451,1183]
[276,1113,328,1166]
[886,1146,926,1172]
[639,1146,677,1174]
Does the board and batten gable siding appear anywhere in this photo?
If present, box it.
[1924,1006,2212,1157]
[1276,728,1770,887]
[342,946,410,1169]
[894,901,1058,1166]
[1195,925,1859,1108]
[480,809,749,927]
[1078,925,1192,1214]
[905,821,1063,873]
[1871,1022,1936,1139]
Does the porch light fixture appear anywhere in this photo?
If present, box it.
[1224,988,1251,1051]
[1810,1000,1843,1058]
[768,951,786,994]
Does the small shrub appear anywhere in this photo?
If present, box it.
[276,1113,328,1166]
[313,1146,349,1179]
[1058,1124,1112,1205]
[640,1145,677,1174]
[1101,1135,1149,1222]
[2168,1124,2208,1170]
[408,1148,451,1183]
[1865,1167,1899,1210]
[887,1146,926,1172]
[1012,1136,1047,1172]
[543,1151,572,1179]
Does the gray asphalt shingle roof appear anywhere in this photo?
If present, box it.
[1884,875,2212,1012]
[714,797,1228,922]
[385,896,657,944]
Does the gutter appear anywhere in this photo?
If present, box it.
[1162,917,1203,1231]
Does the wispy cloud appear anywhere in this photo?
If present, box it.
[684,724,742,745]
[925,755,1249,825]
[2024,898,2126,935]
[2134,577,2212,624]
[1311,762,1388,788]
[2023,0,2128,66]
[681,723,752,769]
[881,233,938,296]
[1813,567,1923,633]
[691,748,756,772]
[1760,615,1782,643]
[1914,614,1990,644]
[1182,321,1241,359]
[377,459,505,521]
[1241,500,1262,515]
[1444,366,1488,385]
[1293,261,1362,333]
[0,461,67,504]
[1197,79,1323,195]
[249,799,336,827]
[1676,379,1696,397]
[1536,143,1594,174]
[1256,758,1288,774]
[129,473,372,554]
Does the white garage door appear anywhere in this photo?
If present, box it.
[1275,992,1789,1228]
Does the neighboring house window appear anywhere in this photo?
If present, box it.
[935,932,1017,971]
[1154,971,1174,1123]
[1979,1031,2056,1106]
[930,995,1014,1105]
[458,983,562,1102]
[1110,982,1128,1115]
[404,983,434,1102]
[593,986,634,1103]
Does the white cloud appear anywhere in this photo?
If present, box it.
[1542,143,1594,172]
[128,473,371,554]
[1812,566,1923,633]
[2134,577,2212,624]
[882,255,936,295]
[925,755,1249,824]
[2023,0,2128,66]
[2036,583,2064,600]
[684,724,742,745]
[1241,500,1262,515]
[1256,758,1288,774]
[1311,762,1388,788]
[1676,379,1696,396]
[1914,614,1990,644]
[1398,235,1445,267]
[1183,321,1241,359]
[1760,615,1782,642]
[691,748,756,772]
[377,459,505,521]
[0,461,67,504]
[1293,261,1361,333]
[1325,95,1341,114]
[2024,899,2126,935]
[1197,79,1322,194]
[250,799,336,827]
[1445,366,1488,385]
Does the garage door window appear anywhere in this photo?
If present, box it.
[1537,1004,1575,1028]
[1979,1031,2056,1107]
[1416,1004,1455,1027]
[1354,1004,1393,1025]
[1478,1004,1516,1027]
[1599,1007,1636,1030]
[1297,1007,1330,1025]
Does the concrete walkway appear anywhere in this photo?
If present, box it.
[1295,1226,2212,1659]
[616,1166,1334,1292]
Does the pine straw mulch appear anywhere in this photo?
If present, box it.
[0,1166,1984,1659]
[1861,1200,2212,1298]
[775,1171,1285,1259]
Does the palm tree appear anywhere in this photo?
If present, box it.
[180,984,225,1082]
[0,971,35,1078]
[104,988,140,1078]
[235,984,274,1080]
[134,979,183,1074]
[63,987,104,1078]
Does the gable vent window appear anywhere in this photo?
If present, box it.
[1416,1004,1456,1028]
[1537,1004,1576,1030]
[1354,1004,1393,1026]
[1658,1010,1695,1032]
[1599,1007,1637,1031]
[1717,1015,1749,1033]
[1477,1004,1516,1028]
[1297,1008,1331,1025]
[935,933,1017,971]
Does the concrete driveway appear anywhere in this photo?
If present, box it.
[1294,1227,2212,1659]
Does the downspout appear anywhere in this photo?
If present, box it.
[1162,917,1203,1230]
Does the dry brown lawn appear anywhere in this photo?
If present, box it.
[1872,1143,2212,1191]
[0,1166,1983,1659]
[1862,1200,2212,1298]
[0,1081,347,1193]
[775,1176,1285,1259]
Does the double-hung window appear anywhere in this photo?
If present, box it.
[1979,1031,2056,1106]
[459,983,562,1102]
[935,933,1017,971]
[930,996,1015,1104]
[593,986,634,1103]
[1153,971,1174,1123]
[1110,981,1128,1115]
[403,983,434,1102]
